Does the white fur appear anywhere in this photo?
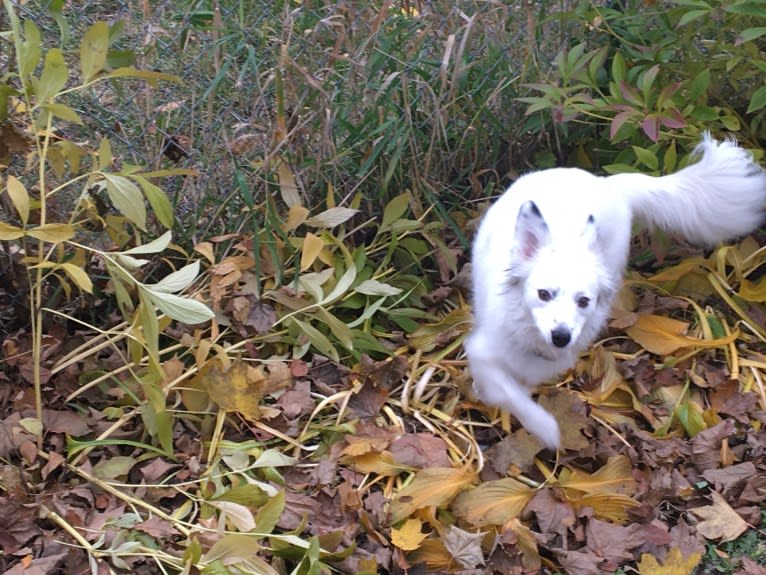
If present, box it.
[466,134,766,449]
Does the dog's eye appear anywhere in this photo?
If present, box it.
[577,296,590,309]
[538,289,552,302]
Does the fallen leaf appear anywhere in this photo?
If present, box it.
[391,518,427,551]
[637,547,702,575]
[195,358,266,420]
[441,525,485,569]
[689,491,748,542]
[625,313,738,355]
[451,476,535,527]
[390,433,452,468]
[390,467,476,524]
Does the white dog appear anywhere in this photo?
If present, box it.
[466,134,766,449]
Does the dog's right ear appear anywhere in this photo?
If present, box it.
[515,201,549,260]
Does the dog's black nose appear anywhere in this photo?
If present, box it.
[551,327,571,348]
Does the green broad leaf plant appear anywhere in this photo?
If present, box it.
[0,2,213,448]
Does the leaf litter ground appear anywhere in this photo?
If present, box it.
[1,230,766,574]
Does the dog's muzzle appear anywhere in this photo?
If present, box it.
[551,327,571,348]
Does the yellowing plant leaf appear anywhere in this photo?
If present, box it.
[451,477,535,527]
[556,455,636,496]
[277,159,301,207]
[147,261,200,294]
[304,206,359,228]
[80,21,109,82]
[207,500,256,532]
[625,314,738,355]
[102,173,146,230]
[637,548,702,575]
[42,103,84,125]
[301,232,324,271]
[690,491,748,542]
[379,192,411,233]
[143,289,215,324]
[20,19,42,79]
[132,175,174,229]
[35,48,68,103]
[6,175,30,224]
[566,492,640,524]
[58,262,93,293]
[391,518,427,551]
[26,223,75,242]
[0,222,25,240]
[194,359,265,420]
[390,467,476,524]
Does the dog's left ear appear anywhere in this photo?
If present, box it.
[582,214,598,248]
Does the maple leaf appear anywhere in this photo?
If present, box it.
[689,491,749,542]
[441,525,485,569]
[637,547,702,575]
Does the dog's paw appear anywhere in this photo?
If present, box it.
[523,409,561,450]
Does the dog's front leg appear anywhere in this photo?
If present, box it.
[468,351,561,449]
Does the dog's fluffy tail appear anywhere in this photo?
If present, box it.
[608,133,766,245]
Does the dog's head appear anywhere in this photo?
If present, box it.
[509,200,614,350]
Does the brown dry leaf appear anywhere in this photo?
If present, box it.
[689,491,748,542]
[391,518,427,551]
[441,525,485,569]
[277,157,302,207]
[585,518,646,563]
[637,547,702,575]
[487,429,543,474]
[195,358,265,420]
[390,467,476,524]
[538,389,589,450]
[451,476,535,527]
[507,517,542,571]
[527,488,576,537]
[625,313,739,355]
[389,433,452,468]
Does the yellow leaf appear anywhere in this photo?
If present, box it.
[6,175,30,224]
[690,491,749,542]
[300,232,324,271]
[285,203,309,231]
[739,275,766,302]
[0,221,24,240]
[26,223,75,242]
[344,451,413,477]
[80,21,109,82]
[391,518,428,551]
[390,467,476,524]
[193,358,265,420]
[556,455,637,495]
[566,492,640,523]
[277,158,301,207]
[625,314,738,355]
[58,263,93,293]
[451,477,535,527]
[637,548,702,575]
